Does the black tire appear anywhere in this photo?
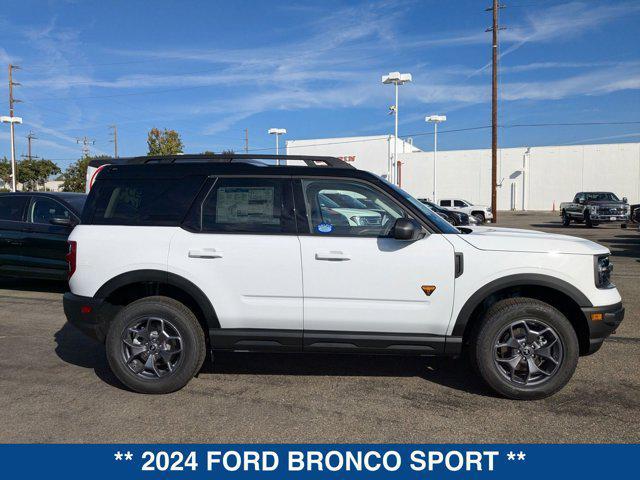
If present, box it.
[585,213,593,228]
[468,298,579,400]
[472,212,485,223]
[561,210,570,226]
[106,296,206,394]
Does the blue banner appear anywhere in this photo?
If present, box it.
[1,444,637,478]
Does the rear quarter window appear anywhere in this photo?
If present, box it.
[83,176,206,226]
[0,195,28,222]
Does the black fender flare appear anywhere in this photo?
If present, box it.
[451,273,592,337]
[95,269,220,328]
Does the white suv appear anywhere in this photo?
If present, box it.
[439,198,493,223]
[64,154,624,399]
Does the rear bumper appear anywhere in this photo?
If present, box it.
[63,292,110,342]
[581,301,625,354]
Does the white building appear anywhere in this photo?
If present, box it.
[286,135,422,180]
[286,136,640,210]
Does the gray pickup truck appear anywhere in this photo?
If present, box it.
[560,191,630,228]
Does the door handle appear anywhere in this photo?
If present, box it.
[315,250,350,261]
[188,248,223,259]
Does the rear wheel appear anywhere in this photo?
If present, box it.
[106,296,206,394]
[561,210,570,226]
[468,298,579,400]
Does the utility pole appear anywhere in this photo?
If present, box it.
[486,0,504,223]
[244,128,249,153]
[109,125,118,158]
[21,131,39,161]
[8,64,22,192]
[76,136,95,158]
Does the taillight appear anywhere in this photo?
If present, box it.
[66,241,77,279]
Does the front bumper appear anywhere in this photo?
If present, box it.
[63,292,110,342]
[589,214,629,223]
[581,301,624,354]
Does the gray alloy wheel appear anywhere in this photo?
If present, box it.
[493,319,563,386]
[106,296,206,394]
[121,316,183,379]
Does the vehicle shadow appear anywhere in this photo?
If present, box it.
[0,278,67,293]
[54,322,496,396]
[202,352,497,397]
[53,322,126,390]
[597,235,640,258]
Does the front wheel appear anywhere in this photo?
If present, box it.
[472,212,486,223]
[585,213,594,228]
[469,298,579,400]
[106,296,206,394]
[561,210,570,226]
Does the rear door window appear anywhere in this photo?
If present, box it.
[440,200,451,207]
[200,177,295,234]
[28,197,73,224]
[0,196,28,222]
[86,176,205,226]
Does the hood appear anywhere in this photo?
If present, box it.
[458,226,609,255]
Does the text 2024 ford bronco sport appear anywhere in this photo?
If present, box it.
[64,154,624,399]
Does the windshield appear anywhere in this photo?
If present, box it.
[382,179,459,233]
[584,192,620,202]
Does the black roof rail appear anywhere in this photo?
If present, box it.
[88,154,355,169]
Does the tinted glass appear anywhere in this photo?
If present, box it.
[584,192,619,202]
[59,194,87,214]
[28,197,72,224]
[381,179,459,234]
[440,200,451,206]
[0,195,28,222]
[201,177,294,234]
[302,179,405,237]
[454,200,465,207]
[87,176,205,226]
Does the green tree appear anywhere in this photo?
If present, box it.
[0,157,11,187]
[17,158,61,191]
[147,128,184,156]
[62,155,111,192]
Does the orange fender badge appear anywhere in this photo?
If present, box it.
[421,285,436,296]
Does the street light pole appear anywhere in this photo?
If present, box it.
[1,115,22,192]
[426,115,446,203]
[382,72,412,184]
[268,128,287,165]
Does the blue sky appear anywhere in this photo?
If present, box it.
[1,0,639,169]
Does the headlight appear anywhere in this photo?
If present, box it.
[485,207,491,213]
[594,254,614,288]
[590,205,598,213]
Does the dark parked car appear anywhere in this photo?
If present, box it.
[0,192,87,280]
[418,199,476,226]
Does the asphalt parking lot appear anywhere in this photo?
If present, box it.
[0,211,638,443]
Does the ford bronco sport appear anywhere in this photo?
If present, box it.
[63,154,624,399]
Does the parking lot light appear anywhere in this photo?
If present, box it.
[426,114,446,203]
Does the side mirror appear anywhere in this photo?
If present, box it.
[623,197,628,203]
[577,198,585,205]
[50,217,75,227]
[392,218,425,241]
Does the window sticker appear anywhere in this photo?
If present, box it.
[317,223,333,233]
[216,186,278,224]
